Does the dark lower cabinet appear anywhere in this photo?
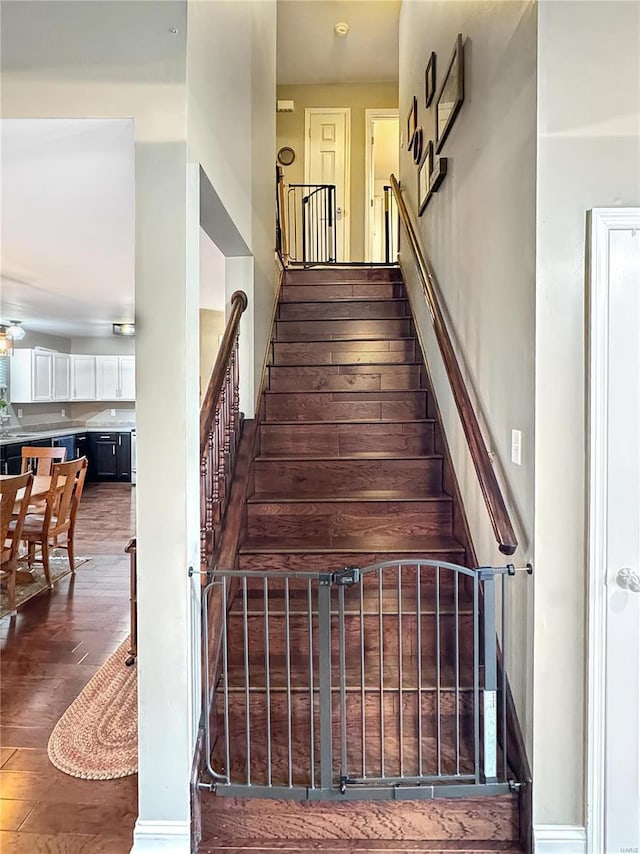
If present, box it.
[88,432,131,482]
[2,438,52,474]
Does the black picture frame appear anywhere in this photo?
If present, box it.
[418,141,434,215]
[406,96,417,150]
[425,51,436,108]
[435,34,464,153]
[429,156,448,193]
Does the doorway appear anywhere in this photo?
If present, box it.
[304,108,351,262]
[587,207,640,854]
[365,110,399,263]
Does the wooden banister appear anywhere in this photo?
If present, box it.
[199,289,248,568]
[390,174,517,556]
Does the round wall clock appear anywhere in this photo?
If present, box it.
[412,127,423,165]
[277,146,296,166]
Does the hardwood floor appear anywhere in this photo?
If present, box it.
[1,483,137,852]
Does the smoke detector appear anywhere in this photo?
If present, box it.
[334,21,349,37]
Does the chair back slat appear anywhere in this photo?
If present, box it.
[21,446,67,476]
[47,457,86,531]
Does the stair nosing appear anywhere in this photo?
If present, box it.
[279,297,408,305]
[239,544,465,555]
[246,493,453,504]
[260,418,435,425]
[268,361,423,368]
[264,388,427,396]
[273,336,416,344]
[254,452,441,461]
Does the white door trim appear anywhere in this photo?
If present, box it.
[364,108,399,263]
[586,206,640,854]
[304,107,351,261]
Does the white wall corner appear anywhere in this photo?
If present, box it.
[131,820,191,854]
[534,825,586,854]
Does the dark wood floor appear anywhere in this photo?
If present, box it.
[1,483,138,853]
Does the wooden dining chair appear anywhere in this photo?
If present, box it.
[21,446,67,476]
[1,471,34,615]
[10,456,87,586]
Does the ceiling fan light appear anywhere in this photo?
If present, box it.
[6,321,25,341]
[113,322,135,337]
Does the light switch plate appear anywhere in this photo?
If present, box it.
[61,408,66,417]
[511,429,522,466]
[17,408,23,418]
[110,409,116,417]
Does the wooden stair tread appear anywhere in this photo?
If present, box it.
[239,534,465,554]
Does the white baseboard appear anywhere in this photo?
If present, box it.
[534,825,587,854]
[130,820,191,854]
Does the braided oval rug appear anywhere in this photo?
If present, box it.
[48,637,137,779]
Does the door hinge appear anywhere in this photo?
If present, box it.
[332,566,361,586]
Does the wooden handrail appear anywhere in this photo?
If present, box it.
[199,290,248,569]
[200,290,248,457]
[390,174,517,556]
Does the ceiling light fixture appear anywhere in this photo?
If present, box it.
[113,322,136,337]
[334,21,350,37]
[6,321,25,342]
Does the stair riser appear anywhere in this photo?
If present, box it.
[268,364,422,392]
[238,551,467,571]
[273,339,416,366]
[280,282,404,302]
[265,392,427,422]
[260,422,435,456]
[278,301,409,321]
[225,612,474,674]
[238,570,474,606]
[252,458,442,497]
[204,797,518,844]
[284,268,402,284]
[214,693,477,787]
[276,319,412,342]
[247,501,453,540]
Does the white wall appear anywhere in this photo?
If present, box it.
[186,0,277,402]
[534,0,640,832]
[399,0,536,753]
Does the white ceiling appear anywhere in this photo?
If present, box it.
[277,1,401,85]
[1,118,135,338]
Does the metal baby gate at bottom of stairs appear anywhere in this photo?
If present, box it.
[197,559,529,801]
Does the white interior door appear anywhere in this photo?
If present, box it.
[305,109,350,262]
[588,209,640,854]
[604,224,640,854]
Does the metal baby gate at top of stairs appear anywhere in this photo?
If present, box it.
[198,558,530,801]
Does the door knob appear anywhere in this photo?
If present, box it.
[616,568,640,593]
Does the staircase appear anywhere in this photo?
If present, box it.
[200,266,523,853]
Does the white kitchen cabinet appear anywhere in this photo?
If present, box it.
[97,356,120,400]
[96,355,135,401]
[119,356,135,400]
[71,355,97,400]
[9,349,53,403]
[52,353,71,400]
